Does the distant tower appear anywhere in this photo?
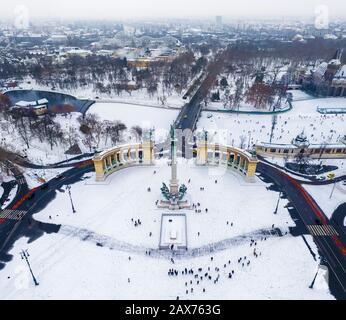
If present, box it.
[216,16,222,28]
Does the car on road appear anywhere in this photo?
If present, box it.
[55,174,64,180]
[207,114,213,119]
[317,176,326,181]
[183,115,188,119]
[40,184,49,190]
[327,173,336,179]
[343,180,346,186]
[315,219,322,225]
[28,193,35,200]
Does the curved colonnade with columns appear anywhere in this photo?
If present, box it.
[196,141,258,182]
[92,140,258,182]
[93,140,154,181]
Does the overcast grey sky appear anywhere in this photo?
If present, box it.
[1,0,346,21]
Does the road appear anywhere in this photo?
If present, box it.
[0,159,94,260]
[174,82,206,131]
[175,52,226,132]
[257,161,346,299]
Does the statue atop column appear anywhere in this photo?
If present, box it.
[169,125,179,196]
[157,124,190,210]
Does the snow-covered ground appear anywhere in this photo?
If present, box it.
[23,167,68,189]
[88,102,179,142]
[0,113,85,166]
[0,160,333,299]
[304,182,346,221]
[0,101,179,166]
[1,184,17,210]
[205,100,291,112]
[264,157,346,180]
[198,91,346,149]
[18,79,185,109]
[0,172,17,210]
[290,90,317,101]
[88,102,179,131]
[29,159,293,248]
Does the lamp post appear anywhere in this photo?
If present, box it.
[274,190,282,214]
[21,250,39,286]
[66,185,76,213]
[329,181,336,199]
[270,114,277,144]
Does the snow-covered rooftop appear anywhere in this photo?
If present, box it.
[14,99,48,108]
[314,62,328,77]
[334,65,346,79]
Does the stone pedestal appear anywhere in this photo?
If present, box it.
[169,179,179,196]
[158,198,191,211]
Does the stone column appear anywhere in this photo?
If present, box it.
[170,132,179,196]
[143,140,154,165]
[233,153,238,167]
[94,159,105,181]
[128,148,133,162]
[226,150,231,165]
[135,145,140,163]
[246,161,257,183]
[119,149,125,164]
[197,140,208,165]
[241,157,246,170]
[142,129,155,165]
[239,157,244,172]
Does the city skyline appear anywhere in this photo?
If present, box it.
[0,0,346,21]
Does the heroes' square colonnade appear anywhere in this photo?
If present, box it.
[92,132,258,182]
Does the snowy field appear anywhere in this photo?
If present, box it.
[23,167,68,189]
[199,91,346,148]
[88,102,179,130]
[0,173,16,209]
[0,185,17,210]
[0,160,333,299]
[264,158,346,180]
[18,79,185,109]
[304,182,346,221]
[0,113,84,165]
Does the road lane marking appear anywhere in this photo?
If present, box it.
[307,225,339,237]
[0,209,27,220]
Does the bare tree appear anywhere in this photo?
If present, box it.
[131,125,143,142]
[239,135,247,149]
[295,152,311,173]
